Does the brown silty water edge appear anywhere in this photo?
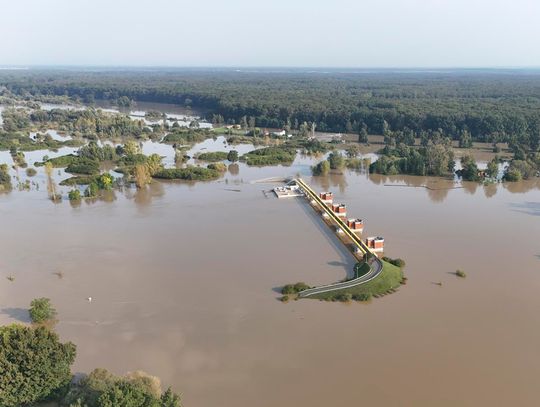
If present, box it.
[1,153,540,406]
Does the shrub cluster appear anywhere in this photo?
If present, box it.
[381,257,406,268]
[153,166,220,181]
[241,147,296,166]
[281,282,310,295]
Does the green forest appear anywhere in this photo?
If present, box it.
[1,69,539,151]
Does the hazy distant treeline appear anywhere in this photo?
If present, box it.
[2,69,540,146]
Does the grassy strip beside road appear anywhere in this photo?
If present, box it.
[310,260,403,301]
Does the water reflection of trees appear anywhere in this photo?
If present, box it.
[483,184,498,199]
[76,189,117,207]
[502,179,540,194]
[462,181,478,195]
[228,163,239,176]
[125,181,165,207]
[310,172,348,194]
[368,174,456,203]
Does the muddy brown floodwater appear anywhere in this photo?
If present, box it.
[1,156,540,407]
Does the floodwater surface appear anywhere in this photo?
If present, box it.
[1,150,540,406]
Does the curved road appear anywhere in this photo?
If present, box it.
[294,178,384,298]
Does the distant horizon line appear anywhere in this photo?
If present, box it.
[1,65,540,71]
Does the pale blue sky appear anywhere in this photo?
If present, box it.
[1,0,539,67]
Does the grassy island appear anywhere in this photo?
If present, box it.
[196,151,228,162]
[153,166,221,181]
[241,146,296,166]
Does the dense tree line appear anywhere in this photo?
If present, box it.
[1,69,540,148]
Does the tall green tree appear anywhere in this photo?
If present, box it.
[0,324,76,407]
[227,150,239,162]
[327,151,344,170]
[358,124,368,143]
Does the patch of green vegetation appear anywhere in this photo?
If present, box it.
[382,257,406,268]
[117,153,148,167]
[370,143,455,177]
[353,262,371,278]
[0,324,76,407]
[153,166,221,181]
[78,142,118,161]
[503,158,538,181]
[196,151,228,162]
[295,138,331,155]
[241,146,296,166]
[312,160,330,176]
[60,175,98,186]
[36,154,78,167]
[345,157,371,171]
[145,110,166,121]
[310,260,403,301]
[68,189,82,201]
[83,173,114,198]
[161,129,213,144]
[226,135,266,145]
[212,126,246,135]
[0,163,12,191]
[29,297,57,324]
[63,368,182,407]
[65,158,100,175]
[10,148,27,167]
[281,282,311,295]
[0,321,182,407]
[455,269,467,278]
[227,150,239,162]
[25,167,37,177]
[0,130,81,152]
[207,162,227,172]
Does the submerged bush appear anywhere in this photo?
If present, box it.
[153,166,220,181]
[281,282,310,295]
[68,189,82,201]
[227,150,239,162]
[29,297,57,324]
[241,147,296,166]
[63,368,181,407]
[25,167,37,177]
[382,257,406,268]
[207,162,227,172]
[85,182,99,198]
[352,293,372,302]
[0,163,12,191]
[333,293,353,302]
[312,160,330,176]
[66,158,100,175]
[196,151,228,162]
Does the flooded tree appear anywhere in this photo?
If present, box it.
[44,162,61,201]
[135,164,151,188]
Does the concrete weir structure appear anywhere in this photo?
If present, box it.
[289,178,385,297]
[273,182,303,198]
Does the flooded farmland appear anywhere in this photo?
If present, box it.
[1,137,540,406]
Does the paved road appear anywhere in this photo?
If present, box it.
[294,178,384,298]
